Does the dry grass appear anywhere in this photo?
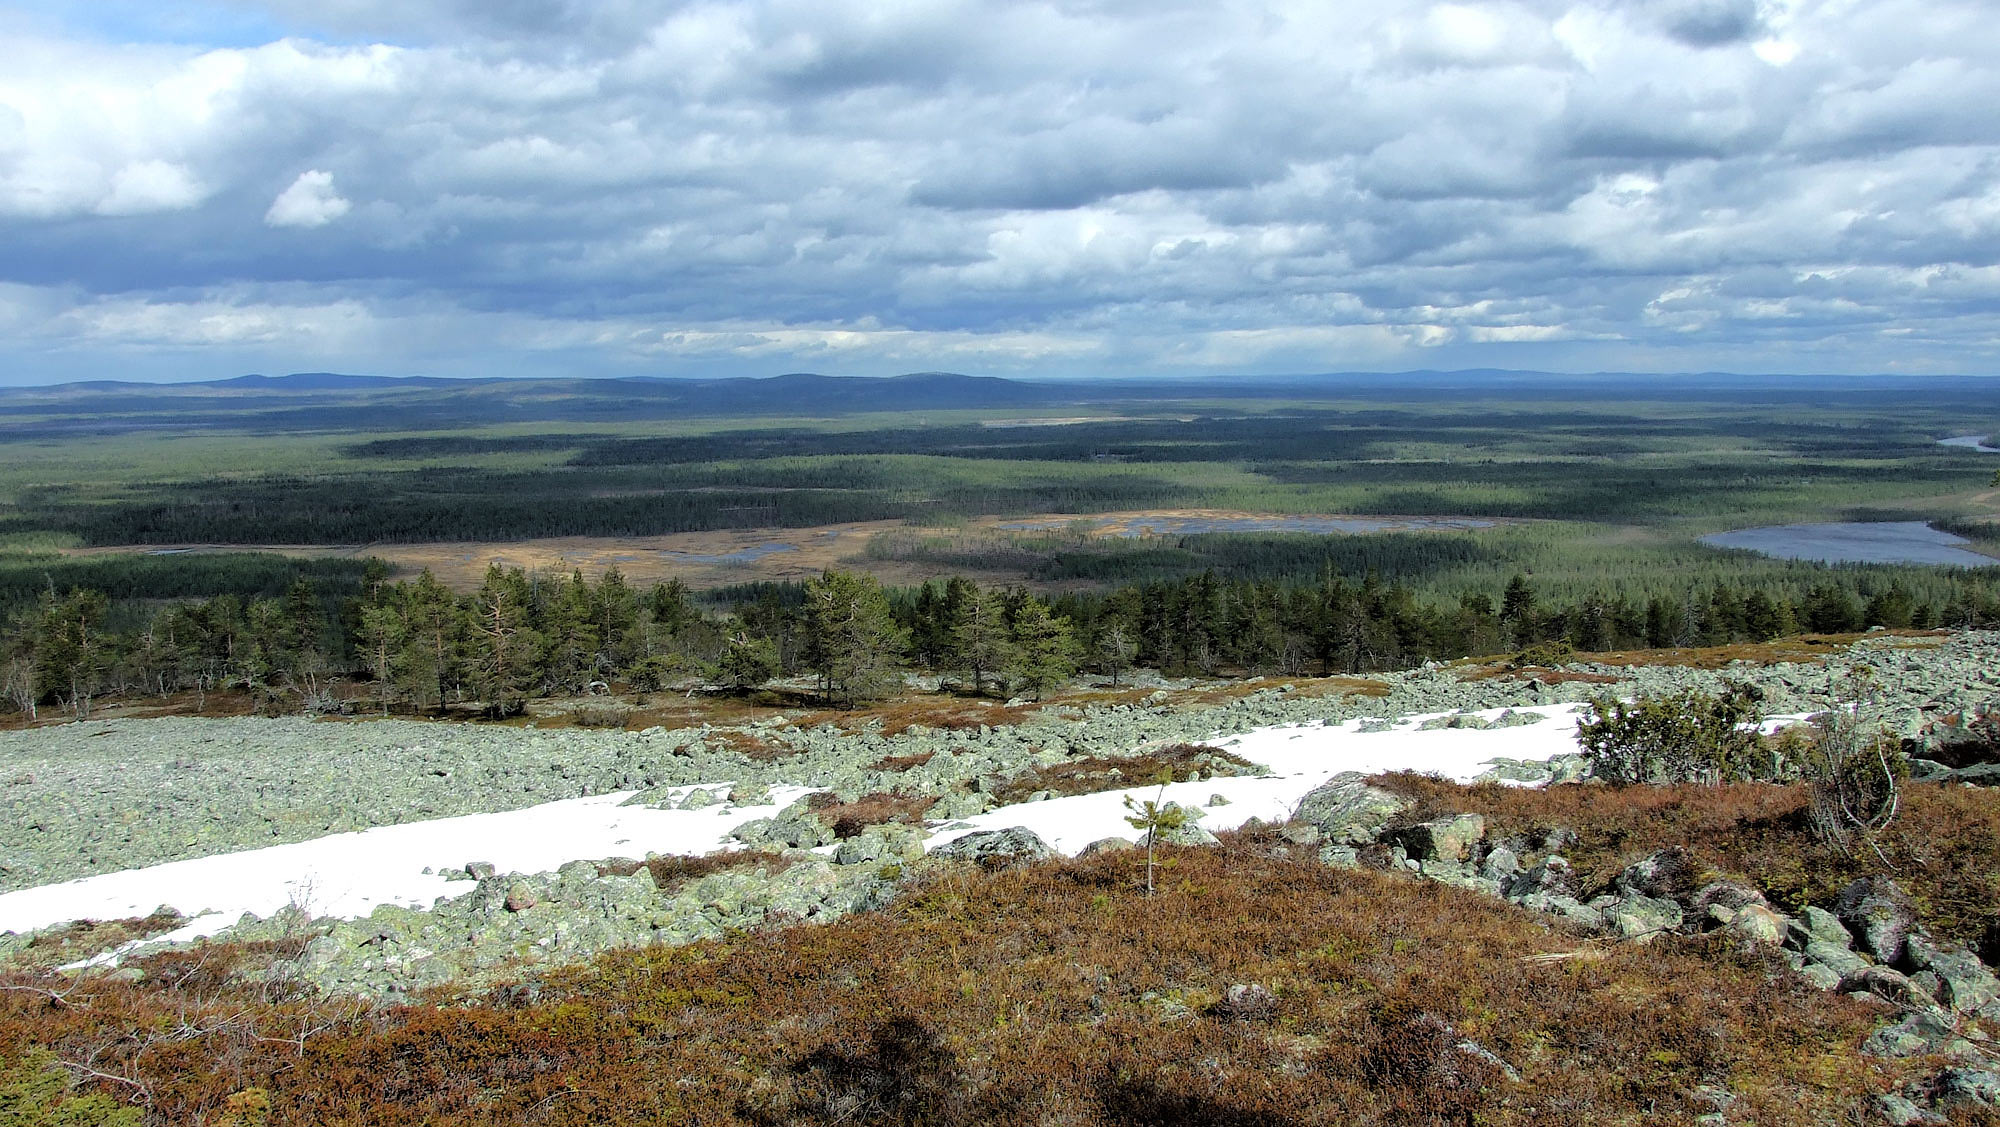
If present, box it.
[0,840,1922,1126]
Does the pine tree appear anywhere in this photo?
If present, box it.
[952,584,1014,697]
[801,570,907,708]
[1005,595,1080,701]
[1122,773,1187,895]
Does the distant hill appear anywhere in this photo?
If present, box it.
[209,373,486,391]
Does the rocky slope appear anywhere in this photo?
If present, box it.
[3,632,1993,896]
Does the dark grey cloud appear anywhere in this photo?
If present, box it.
[1656,0,1762,47]
[0,0,1995,382]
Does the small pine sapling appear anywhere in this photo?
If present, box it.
[1122,771,1187,895]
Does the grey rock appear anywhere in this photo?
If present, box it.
[1798,962,1843,991]
[1837,876,1922,965]
[1157,822,1221,847]
[1692,879,1767,918]
[1397,814,1486,863]
[1294,772,1410,845]
[1479,844,1520,881]
[1603,892,1683,942]
[1079,836,1136,857]
[1904,936,2000,1013]
[1796,905,1853,950]
[1721,904,1790,947]
[1930,1067,2000,1108]
[1862,1011,1970,1058]
[1841,966,1940,1012]
[1506,855,1575,900]
[1318,844,1361,869]
[931,827,1057,869]
[503,883,538,913]
[465,861,496,880]
[1616,847,1695,903]
[1875,1093,1945,1126]
[1805,941,1873,978]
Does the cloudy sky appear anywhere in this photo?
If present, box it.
[0,0,1995,384]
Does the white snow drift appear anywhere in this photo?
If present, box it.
[0,705,1599,947]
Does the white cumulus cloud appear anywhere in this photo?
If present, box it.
[264,169,350,228]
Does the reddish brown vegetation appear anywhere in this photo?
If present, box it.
[869,750,936,772]
[1373,775,2000,946]
[11,910,185,970]
[644,850,797,889]
[0,840,1921,1125]
[804,792,938,838]
[988,742,1257,805]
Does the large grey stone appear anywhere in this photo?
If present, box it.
[1875,1093,1945,1126]
[1930,1067,2000,1108]
[1841,966,1940,1012]
[1293,772,1410,844]
[1721,904,1790,947]
[1904,936,2000,1013]
[1805,940,1872,978]
[1505,855,1575,900]
[1837,876,1921,966]
[1398,814,1486,863]
[1603,892,1683,942]
[1616,847,1695,903]
[1862,1011,1972,1058]
[1479,844,1520,881]
[1791,905,1852,951]
[931,827,1057,869]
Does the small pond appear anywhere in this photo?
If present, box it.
[1699,521,1995,567]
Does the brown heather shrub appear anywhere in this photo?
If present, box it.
[645,849,796,889]
[989,743,1257,805]
[0,839,1914,1125]
[869,751,935,772]
[11,909,185,970]
[804,792,937,839]
[1372,773,2000,946]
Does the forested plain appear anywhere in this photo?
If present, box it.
[3,370,1999,717]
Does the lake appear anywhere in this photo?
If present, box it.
[1700,521,1995,566]
[1940,435,2000,453]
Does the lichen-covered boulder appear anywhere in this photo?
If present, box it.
[1601,892,1683,942]
[931,827,1057,870]
[1837,876,1921,965]
[1615,847,1696,903]
[1293,772,1410,844]
[1397,814,1486,863]
[1905,936,2000,1014]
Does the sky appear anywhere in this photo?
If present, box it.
[0,0,1996,385]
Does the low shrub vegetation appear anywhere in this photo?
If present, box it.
[1373,774,2000,947]
[0,841,1915,1125]
[988,742,1257,805]
[804,792,938,839]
